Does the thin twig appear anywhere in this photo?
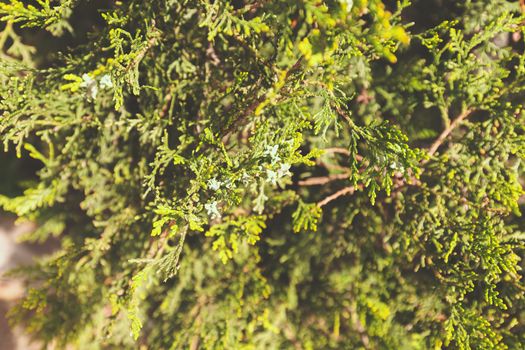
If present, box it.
[323,147,351,156]
[317,186,359,207]
[206,42,220,66]
[349,304,370,349]
[298,173,350,186]
[127,24,160,74]
[188,295,207,350]
[334,105,357,128]
[426,108,473,159]
[283,324,303,350]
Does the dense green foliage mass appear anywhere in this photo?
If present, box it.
[1,0,525,348]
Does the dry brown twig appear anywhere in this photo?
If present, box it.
[317,186,360,207]
[323,147,351,156]
[426,108,474,160]
[298,172,350,186]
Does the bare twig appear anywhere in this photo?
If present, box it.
[188,295,207,350]
[283,324,303,350]
[298,173,350,186]
[318,186,361,207]
[323,147,351,156]
[352,310,370,349]
[206,42,220,66]
[159,88,174,118]
[426,108,474,159]
[334,105,357,128]
[127,23,160,74]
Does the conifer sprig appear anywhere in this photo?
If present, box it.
[1,1,524,349]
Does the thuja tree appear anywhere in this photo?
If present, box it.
[1,0,525,348]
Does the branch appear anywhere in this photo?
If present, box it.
[298,172,350,186]
[126,23,160,74]
[334,105,357,128]
[348,303,370,349]
[222,56,303,135]
[317,186,360,207]
[323,147,351,156]
[426,108,473,159]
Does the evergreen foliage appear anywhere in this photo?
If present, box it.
[1,0,525,348]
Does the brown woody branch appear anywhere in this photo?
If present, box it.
[317,186,361,207]
[298,172,350,186]
[323,147,351,156]
[426,108,474,160]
